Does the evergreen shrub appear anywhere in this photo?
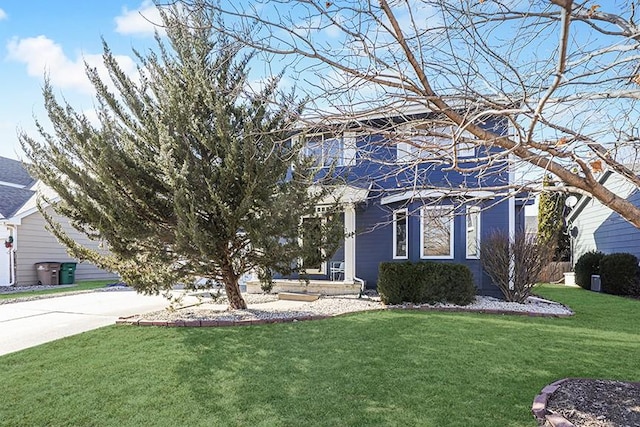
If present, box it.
[574,251,604,290]
[599,253,640,296]
[377,261,476,305]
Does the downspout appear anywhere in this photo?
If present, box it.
[354,276,366,297]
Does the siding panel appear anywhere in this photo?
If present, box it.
[15,207,118,285]
[571,174,638,262]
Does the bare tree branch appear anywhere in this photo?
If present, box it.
[176,0,640,229]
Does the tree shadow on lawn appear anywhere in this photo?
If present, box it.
[171,287,639,426]
[176,315,416,426]
[174,310,604,426]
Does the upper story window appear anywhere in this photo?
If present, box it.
[304,134,344,167]
[397,124,475,163]
[420,205,455,259]
[299,132,357,168]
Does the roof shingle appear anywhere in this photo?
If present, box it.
[0,157,35,188]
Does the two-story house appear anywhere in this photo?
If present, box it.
[247,108,527,297]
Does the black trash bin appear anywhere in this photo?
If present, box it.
[59,262,77,285]
[35,262,61,286]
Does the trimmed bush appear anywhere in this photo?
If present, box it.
[574,251,604,290]
[437,264,476,305]
[377,261,476,306]
[599,253,640,296]
[377,262,422,305]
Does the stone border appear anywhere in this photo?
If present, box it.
[116,313,333,327]
[532,378,640,427]
[532,378,574,427]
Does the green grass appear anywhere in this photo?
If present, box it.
[0,285,638,426]
[0,280,115,300]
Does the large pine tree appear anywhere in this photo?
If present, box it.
[20,7,338,309]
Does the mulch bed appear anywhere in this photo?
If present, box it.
[543,379,640,426]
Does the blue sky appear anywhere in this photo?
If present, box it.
[0,1,162,160]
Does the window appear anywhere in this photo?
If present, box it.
[393,209,408,259]
[397,125,475,162]
[466,206,481,259]
[301,216,325,274]
[420,206,454,259]
[303,133,344,167]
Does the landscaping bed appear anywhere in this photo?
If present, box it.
[119,293,573,326]
[541,379,640,427]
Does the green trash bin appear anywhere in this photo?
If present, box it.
[59,262,77,285]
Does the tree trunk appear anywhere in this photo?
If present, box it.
[221,258,247,310]
[224,279,248,310]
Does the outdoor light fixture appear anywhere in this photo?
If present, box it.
[565,195,578,208]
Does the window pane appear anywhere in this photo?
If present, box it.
[324,137,343,166]
[466,207,480,258]
[304,137,323,167]
[457,142,475,158]
[422,207,452,257]
[304,134,343,167]
[394,211,407,258]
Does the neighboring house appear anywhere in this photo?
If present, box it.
[566,169,640,264]
[256,109,527,297]
[0,156,118,286]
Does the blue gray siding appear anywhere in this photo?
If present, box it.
[288,197,508,295]
[570,173,640,262]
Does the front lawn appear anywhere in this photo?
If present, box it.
[0,285,638,426]
[0,280,115,300]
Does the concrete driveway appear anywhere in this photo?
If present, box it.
[0,290,192,356]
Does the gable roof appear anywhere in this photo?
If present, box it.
[0,185,35,218]
[0,157,35,188]
[0,157,37,219]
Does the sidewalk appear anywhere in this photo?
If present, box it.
[0,289,197,356]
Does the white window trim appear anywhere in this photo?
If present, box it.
[420,205,455,259]
[393,208,409,260]
[299,215,327,275]
[466,206,481,259]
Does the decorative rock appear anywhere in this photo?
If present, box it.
[123,294,573,329]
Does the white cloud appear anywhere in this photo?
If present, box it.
[114,1,163,36]
[0,8,7,21]
[6,36,137,95]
